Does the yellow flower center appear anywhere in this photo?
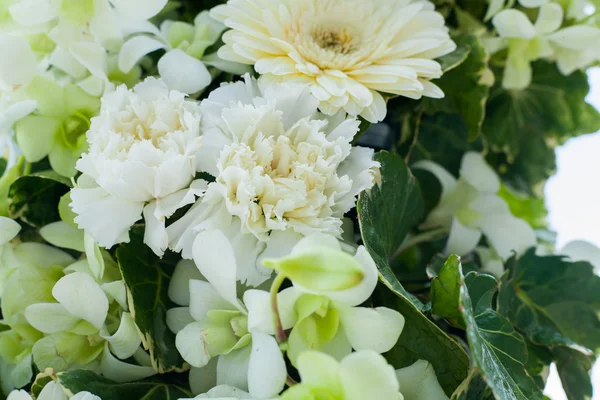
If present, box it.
[311,25,360,55]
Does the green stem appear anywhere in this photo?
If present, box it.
[286,375,298,387]
[389,227,447,262]
[270,273,288,343]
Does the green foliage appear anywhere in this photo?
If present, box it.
[554,347,594,400]
[57,370,192,399]
[498,185,548,229]
[375,286,470,397]
[498,249,600,350]
[357,151,426,309]
[8,171,70,228]
[116,227,184,373]
[450,370,494,400]
[432,255,544,399]
[423,33,491,140]
[430,255,464,329]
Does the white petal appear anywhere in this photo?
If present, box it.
[216,346,251,391]
[101,281,128,310]
[71,186,144,248]
[503,56,532,90]
[158,50,211,94]
[100,343,156,383]
[70,392,101,400]
[243,288,299,335]
[77,76,105,97]
[40,222,84,251]
[52,272,109,330]
[9,0,57,26]
[412,160,457,201]
[189,360,218,396]
[460,152,500,193]
[24,303,79,334]
[395,360,448,400]
[548,26,600,51]
[166,307,194,334]
[100,312,141,359]
[7,391,33,400]
[14,242,74,267]
[176,321,213,368]
[248,332,286,398]
[0,35,37,89]
[202,52,253,75]
[291,233,342,254]
[189,279,238,321]
[70,42,107,79]
[84,232,105,280]
[478,216,536,260]
[118,36,167,74]
[339,351,400,400]
[169,259,204,306]
[37,381,67,400]
[0,217,20,246]
[192,230,244,312]
[444,218,482,257]
[534,3,563,34]
[111,0,167,20]
[338,306,404,353]
[493,9,536,39]
[143,201,168,257]
[326,246,379,307]
[520,0,548,6]
[257,230,303,269]
[560,241,600,272]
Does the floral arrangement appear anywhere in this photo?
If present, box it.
[0,0,599,399]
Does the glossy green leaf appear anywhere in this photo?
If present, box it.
[116,226,184,373]
[498,249,600,350]
[554,347,594,400]
[423,33,491,140]
[430,255,465,329]
[459,269,544,400]
[374,286,470,397]
[57,370,192,399]
[357,151,425,310]
[498,185,548,229]
[450,370,494,400]
[8,171,71,228]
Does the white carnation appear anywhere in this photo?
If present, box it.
[70,77,204,254]
[168,75,379,286]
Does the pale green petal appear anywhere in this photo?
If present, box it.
[84,232,105,280]
[70,42,107,79]
[503,55,532,90]
[548,26,600,51]
[190,279,237,321]
[0,217,20,246]
[326,246,378,307]
[40,221,84,251]
[296,351,343,396]
[339,351,400,400]
[111,0,167,20]
[0,35,37,88]
[52,272,109,330]
[158,49,211,94]
[9,0,57,26]
[192,230,244,312]
[14,242,74,267]
[100,312,141,359]
[338,306,404,353]
[15,116,61,162]
[519,0,548,6]
[189,360,218,395]
[99,343,155,383]
[216,346,251,391]
[101,281,128,310]
[396,360,448,400]
[48,141,81,178]
[176,321,217,368]
[24,303,79,334]
[166,307,194,334]
[247,332,286,398]
[493,9,536,39]
[534,3,563,34]
[243,288,299,335]
[25,76,65,117]
[444,218,482,257]
[169,259,204,306]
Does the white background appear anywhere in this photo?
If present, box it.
[543,67,600,399]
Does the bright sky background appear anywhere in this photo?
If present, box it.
[543,67,600,399]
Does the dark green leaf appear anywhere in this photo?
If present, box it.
[451,369,495,400]
[524,340,553,390]
[357,151,426,310]
[8,171,70,227]
[498,249,600,350]
[554,347,594,400]
[430,255,465,328]
[437,43,471,73]
[374,286,470,397]
[423,33,492,140]
[57,370,192,400]
[116,226,184,373]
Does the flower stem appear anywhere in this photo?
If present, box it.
[286,375,298,387]
[389,227,447,261]
[270,273,287,343]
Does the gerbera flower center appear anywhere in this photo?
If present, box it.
[311,25,360,55]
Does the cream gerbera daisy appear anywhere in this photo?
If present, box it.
[210,0,456,123]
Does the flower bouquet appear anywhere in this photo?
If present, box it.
[0,0,599,399]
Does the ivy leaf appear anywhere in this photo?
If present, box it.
[357,151,426,310]
[554,347,594,400]
[374,286,470,396]
[437,42,470,73]
[483,61,600,158]
[57,370,192,399]
[498,249,600,350]
[8,171,71,227]
[116,226,184,373]
[430,255,465,329]
[423,33,491,140]
[436,256,544,399]
[498,185,548,229]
